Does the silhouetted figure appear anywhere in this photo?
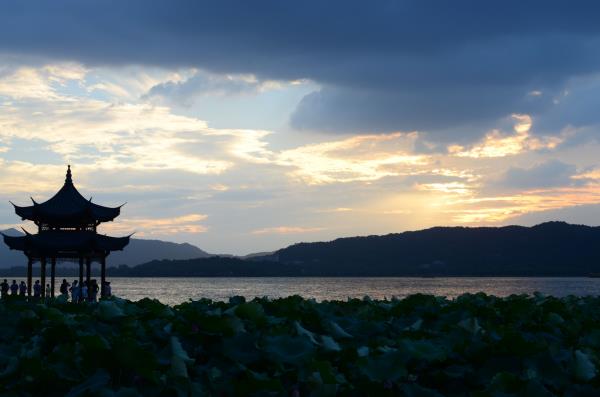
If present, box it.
[33,280,41,298]
[19,281,26,296]
[104,281,112,297]
[0,279,8,298]
[45,284,50,298]
[10,280,18,296]
[81,281,88,302]
[60,279,70,296]
[70,280,79,302]
[90,279,99,302]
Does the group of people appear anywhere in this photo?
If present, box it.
[0,278,112,302]
[0,280,27,297]
[60,279,111,302]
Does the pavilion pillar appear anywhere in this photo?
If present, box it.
[78,256,84,301]
[27,256,32,297]
[86,257,91,301]
[100,255,106,298]
[50,257,56,297]
[40,256,46,298]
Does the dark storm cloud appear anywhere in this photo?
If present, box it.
[534,75,600,135]
[290,84,554,137]
[2,0,600,136]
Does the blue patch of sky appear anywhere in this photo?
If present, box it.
[67,144,105,164]
[176,81,318,133]
[67,73,115,101]
[1,138,63,164]
[0,203,17,225]
[49,78,88,98]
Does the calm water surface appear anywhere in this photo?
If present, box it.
[106,277,600,305]
[6,277,600,305]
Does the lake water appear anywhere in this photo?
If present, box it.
[58,277,600,305]
[5,277,600,305]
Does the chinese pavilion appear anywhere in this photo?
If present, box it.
[2,166,130,298]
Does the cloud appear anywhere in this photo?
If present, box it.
[448,115,564,158]
[146,70,285,105]
[498,160,577,190]
[274,132,429,184]
[416,182,473,195]
[445,185,600,224]
[573,169,600,182]
[104,213,208,237]
[251,226,324,235]
[0,161,73,194]
[4,60,600,253]
[0,99,236,174]
[0,63,447,191]
[290,84,551,137]
[0,67,62,99]
[0,65,285,177]
[509,202,600,226]
[535,73,600,135]
[1,1,600,138]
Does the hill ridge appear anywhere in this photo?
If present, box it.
[111,221,600,277]
[0,229,211,268]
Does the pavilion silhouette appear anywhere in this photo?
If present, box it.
[2,166,130,298]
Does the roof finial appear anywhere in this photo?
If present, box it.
[65,164,72,184]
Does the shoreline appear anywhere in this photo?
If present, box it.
[2,271,600,278]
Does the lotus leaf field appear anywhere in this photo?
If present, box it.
[1,293,600,396]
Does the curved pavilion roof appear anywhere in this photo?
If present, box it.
[2,231,130,257]
[12,166,122,224]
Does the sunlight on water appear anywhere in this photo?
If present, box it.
[107,277,600,305]
[5,277,599,306]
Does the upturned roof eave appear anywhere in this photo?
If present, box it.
[12,204,120,223]
[10,172,122,223]
[2,232,131,254]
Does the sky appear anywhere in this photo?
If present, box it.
[2,1,600,255]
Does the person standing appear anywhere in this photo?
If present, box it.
[70,280,79,302]
[0,279,8,298]
[19,281,26,297]
[81,281,88,302]
[60,279,70,297]
[90,280,99,302]
[10,280,18,296]
[33,280,41,299]
[104,281,112,298]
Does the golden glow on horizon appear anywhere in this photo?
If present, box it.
[276,132,429,184]
[416,182,473,195]
[251,226,325,235]
[449,114,563,158]
[103,214,208,236]
[447,185,600,223]
[573,169,600,180]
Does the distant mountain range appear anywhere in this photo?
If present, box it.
[92,221,600,277]
[261,221,600,276]
[4,222,600,276]
[0,228,210,268]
